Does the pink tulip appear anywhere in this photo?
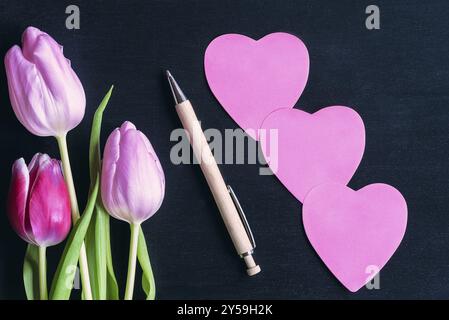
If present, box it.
[101,121,165,224]
[4,26,85,137]
[7,153,71,247]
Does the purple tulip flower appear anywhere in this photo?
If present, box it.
[101,121,165,224]
[4,26,85,137]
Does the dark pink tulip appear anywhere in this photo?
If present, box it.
[7,153,71,247]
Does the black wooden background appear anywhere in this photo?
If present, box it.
[0,0,447,299]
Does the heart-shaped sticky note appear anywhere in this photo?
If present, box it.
[259,106,365,202]
[303,182,408,292]
[204,32,309,140]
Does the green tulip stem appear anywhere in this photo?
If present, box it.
[125,223,140,300]
[38,246,48,300]
[56,134,93,300]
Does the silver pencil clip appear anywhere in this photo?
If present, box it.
[227,185,256,250]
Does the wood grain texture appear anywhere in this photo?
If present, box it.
[175,100,254,256]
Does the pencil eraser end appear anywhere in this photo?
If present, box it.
[247,265,261,276]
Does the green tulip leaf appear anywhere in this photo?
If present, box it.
[85,203,107,299]
[84,85,119,300]
[23,244,40,300]
[103,206,119,300]
[86,201,119,300]
[49,175,99,300]
[137,227,156,300]
[89,85,113,186]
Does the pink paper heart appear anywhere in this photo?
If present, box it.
[303,182,408,292]
[204,32,309,140]
[259,106,365,202]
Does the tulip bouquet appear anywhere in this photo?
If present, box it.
[4,27,164,300]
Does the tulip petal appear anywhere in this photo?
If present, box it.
[120,121,136,132]
[27,158,71,246]
[21,26,46,58]
[139,131,165,190]
[4,46,56,136]
[22,31,85,135]
[101,128,133,223]
[28,153,50,185]
[116,130,164,223]
[7,158,34,244]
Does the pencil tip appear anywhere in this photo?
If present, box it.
[166,70,187,104]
